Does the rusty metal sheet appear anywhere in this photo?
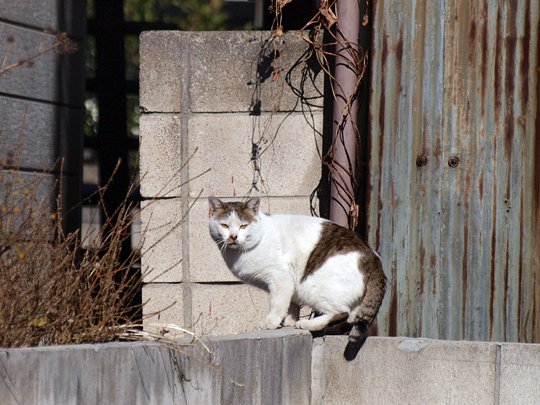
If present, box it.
[368,0,539,342]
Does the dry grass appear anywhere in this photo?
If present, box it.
[0,30,210,350]
[0,158,149,347]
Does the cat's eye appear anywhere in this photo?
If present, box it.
[220,223,229,229]
[240,224,248,229]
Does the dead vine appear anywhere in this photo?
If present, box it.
[269,0,370,228]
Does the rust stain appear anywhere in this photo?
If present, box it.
[374,33,387,252]
[489,164,498,340]
[468,20,476,65]
[533,272,538,341]
[534,18,540,226]
[494,6,502,115]
[520,1,531,107]
[480,2,488,117]
[381,34,388,69]
[504,35,516,158]
[388,267,398,336]
[518,198,523,338]
[395,37,403,68]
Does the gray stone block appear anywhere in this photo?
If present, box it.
[0,96,82,175]
[499,343,540,404]
[140,198,183,283]
[0,0,86,37]
[0,329,312,405]
[187,112,322,198]
[142,283,184,337]
[189,283,269,336]
[0,342,193,405]
[188,31,324,113]
[140,32,185,113]
[318,336,497,405]
[140,31,323,114]
[198,328,312,405]
[139,114,183,198]
[0,23,84,105]
[189,196,318,282]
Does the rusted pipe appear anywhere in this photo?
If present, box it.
[329,0,360,229]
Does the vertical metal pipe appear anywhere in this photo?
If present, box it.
[329,0,360,228]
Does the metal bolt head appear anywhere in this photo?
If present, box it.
[416,154,428,167]
[448,156,460,168]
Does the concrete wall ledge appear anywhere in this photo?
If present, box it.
[1,329,539,404]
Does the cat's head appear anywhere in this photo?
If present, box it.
[208,196,261,250]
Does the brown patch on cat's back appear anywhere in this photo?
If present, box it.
[302,222,372,281]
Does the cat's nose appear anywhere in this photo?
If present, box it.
[230,234,238,241]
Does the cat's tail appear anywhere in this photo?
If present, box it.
[348,255,387,348]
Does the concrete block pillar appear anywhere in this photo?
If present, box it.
[139,31,324,336]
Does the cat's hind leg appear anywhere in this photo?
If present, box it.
[295,312,348,331]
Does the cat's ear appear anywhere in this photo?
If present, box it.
[245,197,260,213]
[208,196,223,216]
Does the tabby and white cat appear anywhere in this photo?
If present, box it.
[208,196,386,348]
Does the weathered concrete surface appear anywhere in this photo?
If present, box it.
[0,0,86,37]
[316,336,498,405]
[139,114,183,198]
[140,32,185,113]
[1,333,539,404]
[0,23,84,105]
[0,3,84,236]
[141,198,184,283]
[0,96,82,175]
[188,283,269,336]
[187,112,322,198]
[499,343,540,404]
[0,329,312,405]
[140,31,323,114]
[142,282,269,338]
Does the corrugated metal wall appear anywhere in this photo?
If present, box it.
[368,0,540,342]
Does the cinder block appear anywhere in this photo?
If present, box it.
[187,112,322,198]
[202,328,312,405]
[0,96,82,175]
[499,343,540,404]
[140,198,183,283]
[142,283,184,337]
[139,114,183,198]
[0,0,86,37]
[0,329,311,405]
[189,283,269,336]
[140,31,185,113]
[318,336,497,404]
[0,23,83,105]
[189,196,318,282]
[188,31,324,113]
[0,342,196,405]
